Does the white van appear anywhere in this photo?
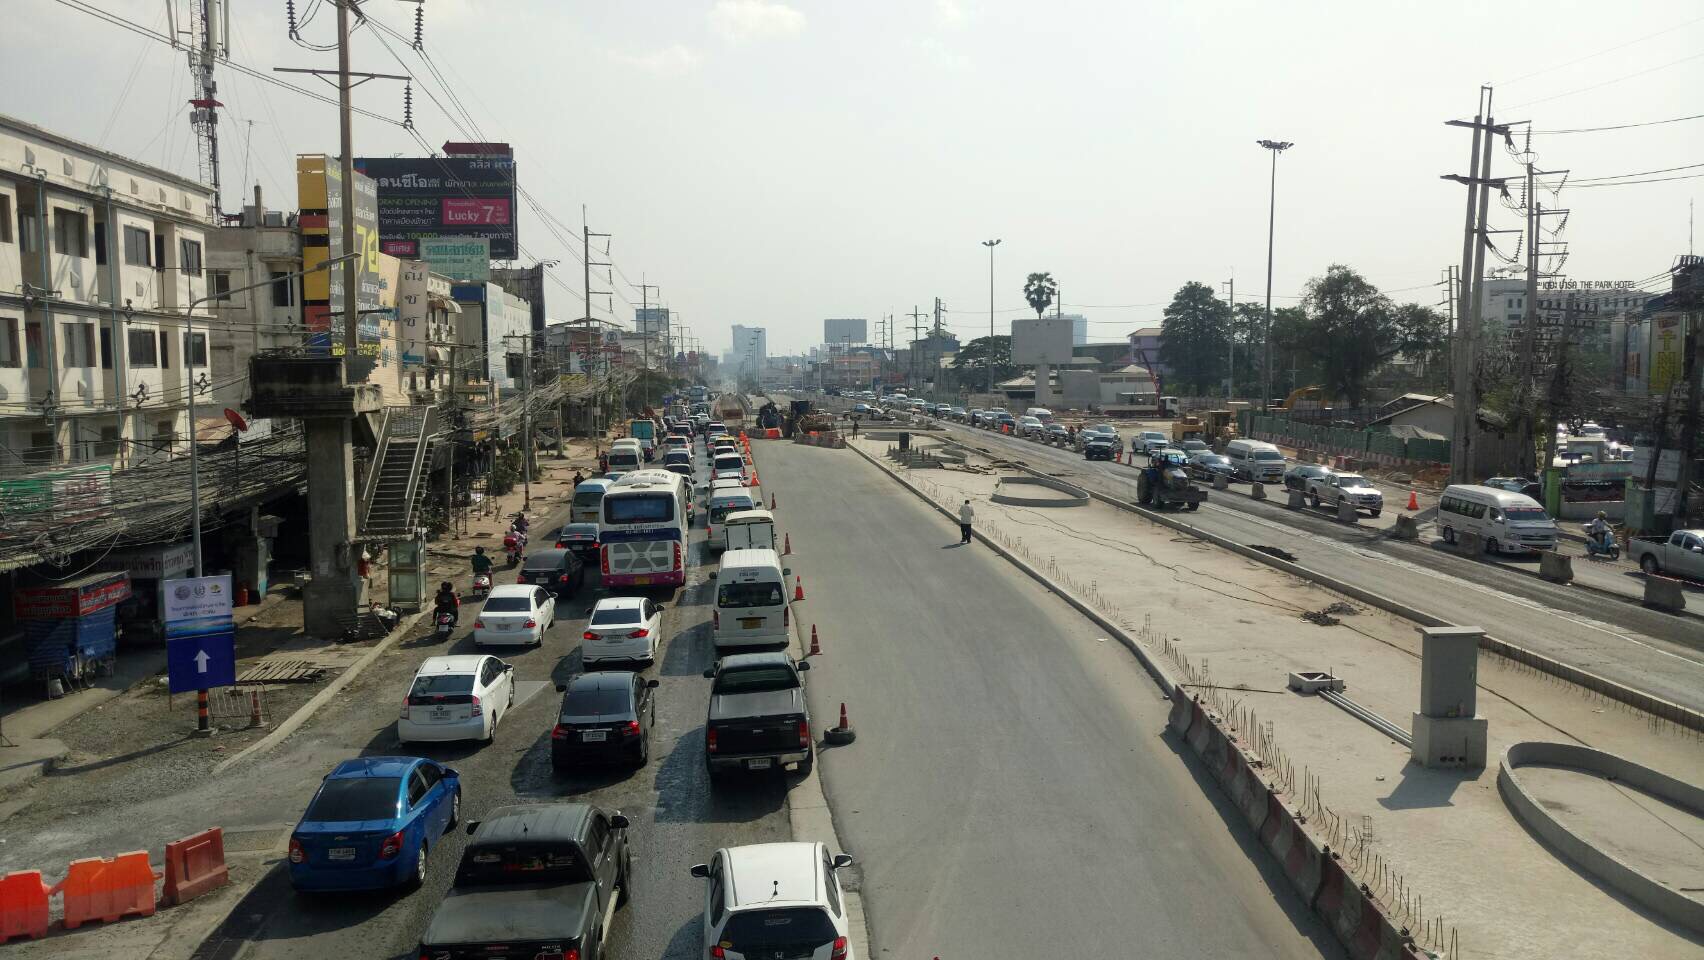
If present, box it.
[707,489,760,551]
[1024,407,1054,423]
[723,509,776,552]
[1437,484,1559,555]
[1224,438,1286,483]
[711,549,791,649]
[607,443,644,473]
[571,478,613,525]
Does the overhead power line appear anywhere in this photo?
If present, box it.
[1535,111,1704,135]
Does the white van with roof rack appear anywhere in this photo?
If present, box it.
[1437,484,1558,555]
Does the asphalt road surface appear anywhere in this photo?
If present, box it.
[749,439,1341,958]
[916,416,1704,714]
[192,444,791,960]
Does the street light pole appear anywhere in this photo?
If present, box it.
[982,239,1001,398]
[1257,139,1293,412]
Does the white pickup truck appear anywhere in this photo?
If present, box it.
[1630,529,1704,579]
[1305,471,1385,517]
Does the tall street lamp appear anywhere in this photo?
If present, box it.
[982,238,1001,397]
[1257,139,1293,412]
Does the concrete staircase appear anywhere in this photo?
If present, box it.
[359,406,437,539]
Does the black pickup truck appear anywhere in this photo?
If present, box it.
[703,652,813,783]
[417,802,631,960]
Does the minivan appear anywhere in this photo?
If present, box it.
[722,509,776,552]
[1024,407,1054,422]
[710,549,792,649]
[1437,484,1559,555]
[1224,438,1286,483]
[570,479,613,525]
[607,445,644,473]
[707,489,760,551]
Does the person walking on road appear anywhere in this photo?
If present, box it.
[958,499,975,544]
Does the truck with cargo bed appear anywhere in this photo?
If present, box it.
[1629,529,1704,579]
[703,652,813,783]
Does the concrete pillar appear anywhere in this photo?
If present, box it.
[229,508,273,601]
[303,417,365,636]
[1411,625,1488,768]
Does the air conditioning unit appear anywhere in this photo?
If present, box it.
[75,382,89,399]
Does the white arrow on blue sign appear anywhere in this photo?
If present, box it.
[167,634,236,693]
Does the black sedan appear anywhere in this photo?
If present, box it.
[1084,439,1119,461]
[1188,452,1235,480]
[1283,463,1332,493]
[555,523,601,565]
[551,671,659,770]
[518,548,587,598]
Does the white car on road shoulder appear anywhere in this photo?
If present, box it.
[397,654,514,744]
[582,596,664,666]
[472,584,555,647]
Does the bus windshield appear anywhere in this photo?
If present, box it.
[605,494,674,525]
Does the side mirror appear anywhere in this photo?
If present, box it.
[654,602,666,609]
[442,767,460,780]
[503,663,514,671]
[702,668,716,679]
[555,683,567,692]
[689,863,711,879]
[610,814,631,830]
[646,678,660,688]
[465,820,481,836]
[783,568,792,577]
[832,854,854,869]
[796,660,811,671]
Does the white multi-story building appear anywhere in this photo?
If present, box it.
[730,324,766,376]
[0,113,213,466]
[205,185,301,409]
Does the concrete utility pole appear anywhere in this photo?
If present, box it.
[982,239,1001,398]
[908,305,927,391]
[1257,139,1293,412]
[1222,277,1234,400]
[636,279,659,405]
[503,333,535,511]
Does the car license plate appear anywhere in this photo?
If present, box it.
[498,621,511,630]
[327,847,355,861]
[430,707,450,720]
[632,575,654,585]
[582,730,607,742]
[740,617,763,628]
[746,758,772,770]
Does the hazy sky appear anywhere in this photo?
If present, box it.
[12,1,1703,354]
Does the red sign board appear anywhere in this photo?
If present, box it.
[13,571,133,619]
[441,198,511,226]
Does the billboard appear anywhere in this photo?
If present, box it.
[1012,316,1075,364]
[636,307,670,339]
[354,155,518,259]
[397,260,429,368]
[419,237,490,282]
[297,155,382,357]
[824,318,867,345]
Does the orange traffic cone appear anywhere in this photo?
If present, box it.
[825,702,856,744]
[809,625,822,656]
[783,533,792,556]
[794,576,805,601]
[1406,490,1419,511]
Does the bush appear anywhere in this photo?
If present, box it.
[488,447,523,497]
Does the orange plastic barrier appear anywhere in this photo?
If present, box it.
[163,828,229,906]
[0,871,52,943]
[764,428,781,440]
[54,852,157,929]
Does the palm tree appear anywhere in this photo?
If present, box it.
[1023,272,1057,319]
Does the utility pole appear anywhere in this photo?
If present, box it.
[1257,139,1294,412]
[908,305,927,391]
[1442,87,1512,483]
[1221,277,1234,400]
[636,279,659,406]
[982,239,1001,399]
[502,333,535,511]
[581,210,610,419]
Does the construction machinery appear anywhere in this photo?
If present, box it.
[1171,416,1205,444]
[1137,449,1206,511]
[1200,409,1240,448]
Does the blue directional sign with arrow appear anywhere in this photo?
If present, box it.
[167,634,236,694]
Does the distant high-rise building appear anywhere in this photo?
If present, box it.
[823,317,867,346]
[1061,314,1088,346]
[730,325,767,374]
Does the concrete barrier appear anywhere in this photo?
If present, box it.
[1213,473,1229,491]
[1392,514,1419,540]
[1499,741,1704,934]
[1251,482,1267,501]
[1336,499,1358,524]
[1644,575,1687,612]
[1259,791,1324,903]
[990,475,1090,507]
[1288,489,1306,510]
[1455,530,1483,557]
[1538,551,1574,584]
[1314,855,1414,960]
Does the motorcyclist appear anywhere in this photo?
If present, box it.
[571,471,586,488]
[1585,511,1614,549]
[432,580,460,626]
[470,546,493,577]
[512,513,529,536]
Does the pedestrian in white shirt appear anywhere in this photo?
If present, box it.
[958,500,975,544]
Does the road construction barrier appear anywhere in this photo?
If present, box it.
[1454,531,1483,557]
[1644,575,1687,612]
[763,428,781,440]
[1251,481,1267,501]
[1259,792,1324,903]
[1392,515,1419,540]
[1287,489,1306,510]
[1166,686,1193,734]
[1336,499,1358,524]
[1538,551,1573,584]
[1315,855,1408,960]
[1212,473,1229,491]
[163,827,229,906]
[0,871,52,943]
[55,852,157,929]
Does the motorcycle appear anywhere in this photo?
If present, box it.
[1582,526,1621,560]
[503,529,526,566]
[470,572,492,599]
[432,610,456,641]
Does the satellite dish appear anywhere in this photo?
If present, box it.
[223,408,249,432]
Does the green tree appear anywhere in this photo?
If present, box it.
[1299,265,1444,407]
[1267,305,1318,398]
[1158,281,1231,395]
[1230,301,1267,394]
[1023,272,1057,319]
[954,335,1018,388]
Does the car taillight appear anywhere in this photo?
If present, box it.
[583,630,598,641]
[600,546,610,575]
[710,947,726,960]
[399,698,410,719]
[551,724,569,740]
[288,837,304,864]
[559,574,571,582]
[470,695,483,718]
[525,618,538,629]
[474,620,485,630]
[537,951,578,960]
[830,936,848,960]
[627,628,649,638]
[706,727,718,753]
[378,830,405,860]
[624,721,641,738]
[518,574,526,582]
[798,719,810,749]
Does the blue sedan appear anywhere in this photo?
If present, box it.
[287,757,461,893]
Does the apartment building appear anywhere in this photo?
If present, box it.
[0,113,214,467]
[204,185,302,409]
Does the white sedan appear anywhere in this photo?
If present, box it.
[472,584,556,647]
[581,596,664,666]
[397,654,514,744]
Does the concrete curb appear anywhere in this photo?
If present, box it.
[990,474,1090,508]
[211,609,426,774]
[1498,741,1704,934]
[848,440,1179,697]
